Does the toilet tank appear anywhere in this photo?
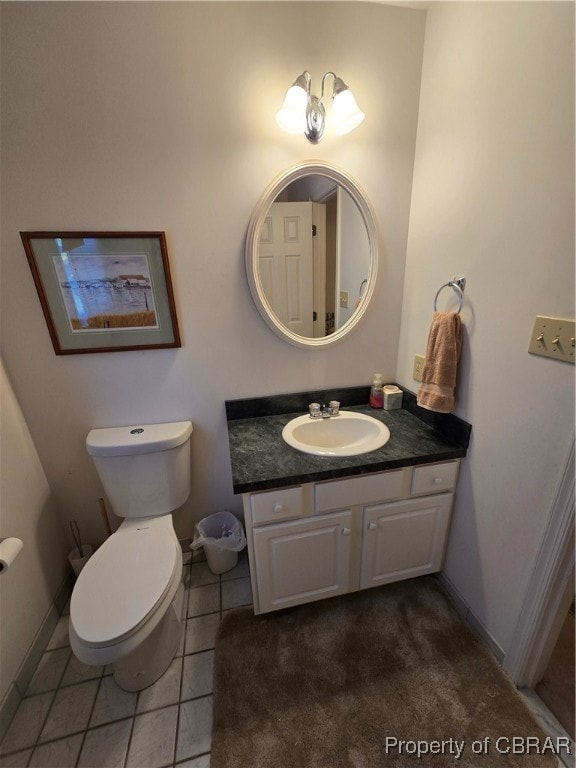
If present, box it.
[86,421,193,518]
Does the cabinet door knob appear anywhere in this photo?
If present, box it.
[273,504,285,514]
[341,527,351,536]
[433,477,443,485]
[368,522,378,530]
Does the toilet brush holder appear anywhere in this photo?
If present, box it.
[68,545,93,576]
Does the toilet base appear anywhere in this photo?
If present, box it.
[112,582,185,692]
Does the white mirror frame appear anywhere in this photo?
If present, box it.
[245,161,380,348]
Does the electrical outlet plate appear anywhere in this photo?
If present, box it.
[339,291,349,309]
[528,316,575,364]
[413,354,425,381]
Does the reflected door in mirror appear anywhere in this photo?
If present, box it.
[258,202,315,337]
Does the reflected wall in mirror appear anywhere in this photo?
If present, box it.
[245,162,379,348]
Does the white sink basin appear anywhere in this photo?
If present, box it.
[282,411,391,457]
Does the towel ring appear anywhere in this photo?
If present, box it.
[434,281,464,314]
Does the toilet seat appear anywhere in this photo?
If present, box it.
[71,525,179,648]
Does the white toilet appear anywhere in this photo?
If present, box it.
[69,420,193,692]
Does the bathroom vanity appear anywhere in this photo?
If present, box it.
[236,163,472,614]
[226,387,471,615]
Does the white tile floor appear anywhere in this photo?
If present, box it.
[0,553,252,768]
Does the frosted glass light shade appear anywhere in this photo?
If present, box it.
[276,85,308,134]
[332,89,365,135]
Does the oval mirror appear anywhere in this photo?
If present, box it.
[245,161,379,348]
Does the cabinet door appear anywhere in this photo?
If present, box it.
[253,510,353,614]
[360,494,453,590]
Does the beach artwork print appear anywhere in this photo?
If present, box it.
[21,232,181,354]
[53,248,159,333]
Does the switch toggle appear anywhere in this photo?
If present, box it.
[528,316,575,364]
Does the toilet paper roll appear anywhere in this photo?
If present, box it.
[0,537,24,573]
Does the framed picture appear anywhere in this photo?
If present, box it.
[20,232,181,354]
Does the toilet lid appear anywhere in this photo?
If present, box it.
[71,526,178,647]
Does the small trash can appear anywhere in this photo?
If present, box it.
[191,511,247,575]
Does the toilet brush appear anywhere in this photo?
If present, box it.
[98,498,112,537]
[70,520,84,558]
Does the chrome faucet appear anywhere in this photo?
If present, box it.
[309,401,340,419]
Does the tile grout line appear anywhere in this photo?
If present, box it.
[120,681,140,768]
[177,558,219,766]
[74,673,105,768]
[171,559,191,768]
[24,686,57,765]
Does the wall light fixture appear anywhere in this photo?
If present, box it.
[276,71,365,144]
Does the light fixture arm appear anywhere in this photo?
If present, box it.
[320,71,346,100]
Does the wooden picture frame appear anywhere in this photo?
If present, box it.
[21,232,181,354]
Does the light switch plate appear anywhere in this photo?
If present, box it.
[413,354,425,381]
[339,291,349,309]
[528,316,575,364]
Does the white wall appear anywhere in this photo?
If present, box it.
[0,359,69,704]
[0,2,426,544]
[396,1,575,654]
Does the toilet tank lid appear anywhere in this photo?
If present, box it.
[86,421,193,457]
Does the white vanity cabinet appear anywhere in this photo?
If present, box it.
[252,510,353,613]
[360,494,453,590]
[243,459,460,614]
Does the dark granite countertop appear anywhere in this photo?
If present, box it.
[225,386,471,494]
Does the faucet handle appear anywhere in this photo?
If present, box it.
[329,400,340,416]
[309,402,321,418]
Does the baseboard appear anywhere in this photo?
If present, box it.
[434,572,505,663]
[0,571,74,743]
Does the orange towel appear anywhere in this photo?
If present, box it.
[417,311,463,413]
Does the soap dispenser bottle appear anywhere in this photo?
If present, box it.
[370,373,384,408]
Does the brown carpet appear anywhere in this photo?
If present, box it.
[211,578,560,767]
